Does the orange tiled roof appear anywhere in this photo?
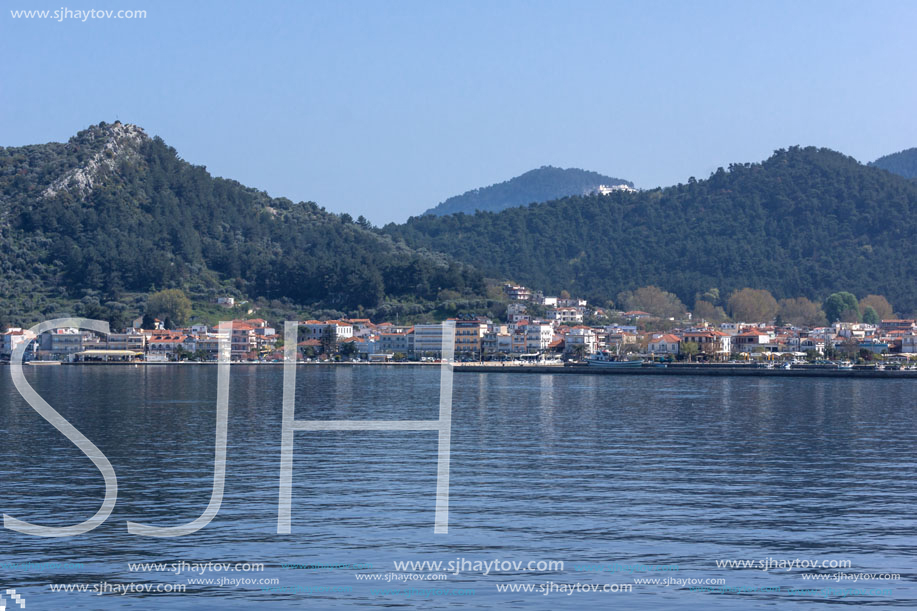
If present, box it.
[149,335,186,344]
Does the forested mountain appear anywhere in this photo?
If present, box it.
[0,122,483,324]
[6,124,916,328]
[387,147,917,313]
[423,166,633,216]
[870,148,917,180]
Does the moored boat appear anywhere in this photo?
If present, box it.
[585,352,643,367]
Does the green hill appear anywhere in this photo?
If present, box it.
[387,147,917,313]
[0,122,484,325]
[423,166,633,216]
[870,148,917,180]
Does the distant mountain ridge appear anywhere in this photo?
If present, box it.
[6,123,917,327]
[388,146,917,313]
[870,148,917,180]
[423,165,633,216]
[0,121,484,325]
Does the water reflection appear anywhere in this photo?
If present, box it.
[0,367,914,609]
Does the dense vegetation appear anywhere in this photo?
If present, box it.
[0,122,484,325]
[388,147,917,314]
[5,124,915,329]
[423,166,632,216]
[870,148,917,180]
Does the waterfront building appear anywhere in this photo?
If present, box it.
[414,324,445,357]
[648,334,681,355]
[455,318,488,358]
[564,326,598,355]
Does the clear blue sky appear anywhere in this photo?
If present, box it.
[3,0,916,224]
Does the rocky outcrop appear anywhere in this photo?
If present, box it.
[42,122,148,200]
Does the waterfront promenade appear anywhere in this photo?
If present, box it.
[7,360,916,378]
[453,362,917,378]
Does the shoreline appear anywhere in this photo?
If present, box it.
[2,361,442,367]
[454,363,917,378]
[4,361,916,377]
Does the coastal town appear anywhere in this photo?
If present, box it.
[2,284,916,365]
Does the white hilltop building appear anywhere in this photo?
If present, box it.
[593,184,637,195]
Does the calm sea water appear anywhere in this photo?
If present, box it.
[1,366,915,609]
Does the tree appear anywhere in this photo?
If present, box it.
[617,286,686,319]
[862,306,880,325]
[320,325,337,355]
[839,308,861,323]
[384,146,917,316]
[839,336,860,357]
[681,341,699,362]
[727,288,778,323]
[700,341,717,361]
[859,294,893,321]
[824,292,859,323]
[570,344,587,361]
[693,300,727,323]
[340,341,359,358]
[146,289,192,327]
[778,297,827,327]
[78,301,132,331]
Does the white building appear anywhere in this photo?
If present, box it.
[525,323,555,353]
[506,303,528,323]
[105,330,146,352]
[2,328,36,359]
[414,324,445,356]
[301,320,354,342]
[564,326,597,355]
[503,285,532,301]
[379,331,413,356]
[549,307,583,324]
[594,184,637,195]
[648,334,680,355]
[38,328,84,359]
[344,319,375,338]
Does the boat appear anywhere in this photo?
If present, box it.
[585,351,643,368]
[27,360,62,366]
[837,361,854,370]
